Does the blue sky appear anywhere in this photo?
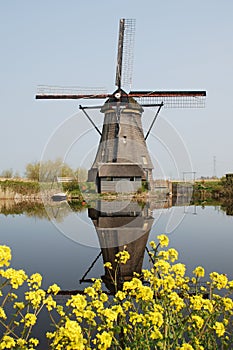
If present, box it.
[1,0,233,178]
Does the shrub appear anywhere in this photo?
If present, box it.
[0,235,233,349]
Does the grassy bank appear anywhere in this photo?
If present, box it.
[0,179,84,200]
[0,179,40,196]
[193,177,233,202]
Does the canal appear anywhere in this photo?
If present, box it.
[0,198,233,347]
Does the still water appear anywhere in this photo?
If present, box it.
[0,199,233,347]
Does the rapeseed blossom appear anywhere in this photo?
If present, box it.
[47,283,60,295]
[0,235,233,349]
[213,321,225,337]
[171,263,186,277]
[150,327,163,340]
[1,268,27,289]
[0,307,6,320]
[13,301,25,310]
[23,313,37,327]
[210,272,228,289]
[94,331,112,350]
[157,234,169,247]
[191,315,204,329]
[27,273,42,289]
[44,295,57,311]
[115,250,130,264]
[169,291,185,312]
[0,335,16,349]
[150,241,157,249]
[0,246,11,267]
[179,344,194,350]
[222,297,233,311]
[25,289,46,308]
[193,266,205,278]
[104,262,112,269]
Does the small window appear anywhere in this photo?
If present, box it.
[142,156,148,165]
[102,177,112,181]
[123,136,127,144]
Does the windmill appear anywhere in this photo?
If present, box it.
[36,18,206,193]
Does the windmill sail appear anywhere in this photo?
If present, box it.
[115,18,136,90]
[129,90,206,108]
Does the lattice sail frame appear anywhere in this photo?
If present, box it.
[115,19,136,90]
[36,85,108,96]
[35,18,206,109]
[129,91,206,108]
[121,19,136,90]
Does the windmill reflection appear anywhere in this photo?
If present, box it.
[86,200,154,294]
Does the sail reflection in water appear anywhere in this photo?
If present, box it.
[86,200,154,294]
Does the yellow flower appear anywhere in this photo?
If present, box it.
[167,248,179,262]
[193,266,205,278]
[228,280,233,288]
[92,299,104,311]
[115,250,130,264]
[66,294,87,310]
[52,319,85,349]
[213,321,225,337]
[169,292,185,312]
[150,241,157,249]
[222,297,233,311]
[203,299,214,313]
[0,307,7,319]
[154,260,171,275]
[101,307,118,323]
[92,279,102,291]
[44,295,56,311]
[122,300,132,311]
[179,344,194,350]
[0,335,16,349]
[83,310,96,326]
[104,262,112,269]
[0,245,11,267]
[157,234,169,247]
[9,292,17,300]
[147,311,163,327]
[150,326,163,340]
[47,283,60,295]
[142,269,152,280]
[129,312,146,326]
[99,292,108,303]
[84,286,96,298]
[210,272,228,289]
[95,331,112,350]
[16,338,27,347]
[1,268,27,289]
[136,285,153,301]
[13,302,25,310]
[123,277,142,291]
[29,338,39,346]
[158,250,169,260]
[25,289,46,308]
[46,332,55,340]
[171,263,186,277]
[56,305,65,317]
[190,295,204,311]
[27,273,42,289]
[23,313,37,327]
[191,315,204,329]
[111,304,124,317]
